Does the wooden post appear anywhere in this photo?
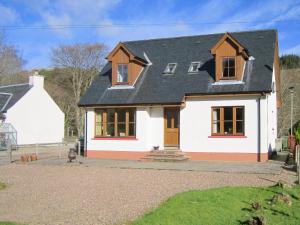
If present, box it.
[78,139,81,157]
[35,143,38,156]
[7,140,12,163]
[59,138,63,159]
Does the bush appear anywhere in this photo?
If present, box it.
[295,122,300,144]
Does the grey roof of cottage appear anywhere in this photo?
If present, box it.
[79,29,277,106]
[0,83,32,112]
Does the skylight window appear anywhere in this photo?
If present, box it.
[164,63,177,74]
[188,62,201,73]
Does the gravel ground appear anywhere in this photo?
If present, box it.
[0,164,296,225]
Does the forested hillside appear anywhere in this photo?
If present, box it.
[278,68,300,136]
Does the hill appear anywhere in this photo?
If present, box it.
[278,68,300,136]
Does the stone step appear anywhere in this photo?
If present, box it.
[141,150,189,162]
[148,150,184,156]
[163,146,180,151]
[141,156,189,162]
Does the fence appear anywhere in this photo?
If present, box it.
[295,145,300,184]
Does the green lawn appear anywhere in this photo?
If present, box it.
[0,182,6,190]
[0,222,24,225]
[131,185,300,225]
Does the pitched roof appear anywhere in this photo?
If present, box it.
[79,29,277,106]
[0,83,32,112]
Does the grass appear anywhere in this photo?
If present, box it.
[0,222,25,225]
[131,185,300,225]
[0,182,6,190]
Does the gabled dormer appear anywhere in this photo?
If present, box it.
[211,32,249,82]
[107,42,147,86]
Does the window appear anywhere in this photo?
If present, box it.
[212,106,244,135]
[222,57,235,78]
[117,64,128,83]
[188,62,201,73]
[95,108,136,137]
[164,63,177,74]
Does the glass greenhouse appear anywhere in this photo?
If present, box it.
[0,123,17,151]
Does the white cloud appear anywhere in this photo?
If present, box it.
[44,13,72,37]
[28,0,121,37]
[0,4,18,24]
[283,44,300,55]
[199,0,300,34]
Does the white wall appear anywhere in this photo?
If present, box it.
[86,95,274,155]
[180,96,265,154]
[266,68,278,152]
[5,83,64,145]
[86,107,164,151]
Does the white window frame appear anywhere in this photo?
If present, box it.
[188,61,201,73]
[163,63,177,74]
[117,64,128,83]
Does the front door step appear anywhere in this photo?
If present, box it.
[141,150,189,162]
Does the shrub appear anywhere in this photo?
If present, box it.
[295,122,300,144]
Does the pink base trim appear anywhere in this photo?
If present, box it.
[87,150,147,160]
[87,150,268,162]
[185,152,268,162]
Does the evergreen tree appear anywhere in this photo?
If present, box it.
[280,54,300,69]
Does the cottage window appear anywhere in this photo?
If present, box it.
[164,63,177,74]
[95,108,136,137]
[212,106,244,135]
[188,62,201,73]
[117,64,128,83]
[222,57,235,78]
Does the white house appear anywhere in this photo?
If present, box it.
[0,72,65,145]
[79,29,280,162]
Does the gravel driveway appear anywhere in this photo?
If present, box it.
[0,164,296,225]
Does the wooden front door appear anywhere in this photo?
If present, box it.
[164,108,179,146]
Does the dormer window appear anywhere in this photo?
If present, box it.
[117,64,128,83]
[222,57,235,78]
[188,62,201,73]
[210,33,249,82]
[164,63,177,74]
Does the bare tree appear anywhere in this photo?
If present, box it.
[0,32,24,83]
[52,43,107,136]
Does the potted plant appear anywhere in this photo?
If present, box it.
[21,154,30,162]
[30,153,38,161]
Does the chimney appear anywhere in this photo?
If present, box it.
[29,70,44,88]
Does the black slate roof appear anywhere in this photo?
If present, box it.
[79,29,277,106]
[0,84,32,112]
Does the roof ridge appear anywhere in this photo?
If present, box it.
[123,29,276,44]
[0,83,29,89]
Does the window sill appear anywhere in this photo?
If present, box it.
[220,77,237,80]
[115,82,129,85]
[208,135,247,138]
[92,137,137,140]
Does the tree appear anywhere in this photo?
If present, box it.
[280,54,300,69]
[52,43,107,136]
[0,32,24,83]
[42,68,76,136]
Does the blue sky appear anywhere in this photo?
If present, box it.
[1,0,300,69]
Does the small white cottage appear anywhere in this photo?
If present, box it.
[0,72,64,145]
